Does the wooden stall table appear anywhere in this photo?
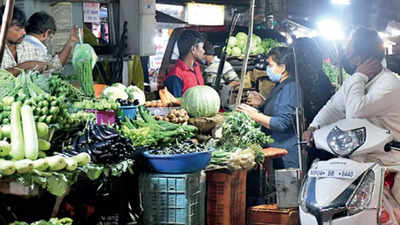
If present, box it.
[262,147,288,177]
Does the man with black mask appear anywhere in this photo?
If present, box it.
[303,27,400,164]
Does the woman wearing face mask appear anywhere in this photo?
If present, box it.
[237,47,299,169]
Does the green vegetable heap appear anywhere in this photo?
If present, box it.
[226,32,284,57]
[120,106,198,147]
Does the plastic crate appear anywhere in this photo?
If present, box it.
[139,172,205,225]
[206,169,247,225]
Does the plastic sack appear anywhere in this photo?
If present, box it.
[72,43,98,71]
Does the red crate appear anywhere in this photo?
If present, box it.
[247,204,299,225]
[206,169,247,225]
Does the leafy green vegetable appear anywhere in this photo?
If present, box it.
[217,112,268,150]
[120,106,197,147]
[323,62,349,86]
[31,73,50,93]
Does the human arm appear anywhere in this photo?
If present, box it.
[7,61,49,76]
[163,75,183,97]
[342,59,396,118]
[239,83,297,133]
[58,27,79,66]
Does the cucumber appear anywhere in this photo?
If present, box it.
[14,159,34,174]
[33,158,49,171]
[46,156,67,171]
[0,125,10,138]
[0,140,11,157]
[65,157,78,171]
[36,122,49,138]
[0,159,15,175]
[21,105,39,160]
[9,102,24,160]
[38,139,51,151]
[71,152,91,166]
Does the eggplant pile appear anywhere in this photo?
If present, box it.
[147,141,210,155]
[60,123,135,164]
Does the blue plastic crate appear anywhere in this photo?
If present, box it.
[139,172,205,225]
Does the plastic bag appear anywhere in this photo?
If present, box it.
[72,43,98,71]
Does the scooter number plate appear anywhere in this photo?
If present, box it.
[308,169,356,179]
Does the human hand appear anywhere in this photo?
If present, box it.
[237,103,258,113]
[356,58,382,80]
[228,80,240,88]
[302,126,317,147]
[20,61,50,72]
[246,91,264,108]
[236,103,259,120]
[69,26,79,44]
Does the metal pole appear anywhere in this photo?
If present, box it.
[0,0,15,62]
[235,0,255,107]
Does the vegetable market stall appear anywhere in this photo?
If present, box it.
[0,30,284,224]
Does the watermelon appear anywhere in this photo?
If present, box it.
[182,86,220,118]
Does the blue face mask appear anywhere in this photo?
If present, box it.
[266,65,282,83]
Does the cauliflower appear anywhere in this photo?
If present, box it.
[102,86,128,101]
[126,85,145,105]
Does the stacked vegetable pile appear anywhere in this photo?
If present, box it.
[11,217,73,225]
[0,101,92,196]
[73,98,119,112]
[145,87,180,107]
[102,83,145,105]
[226,32,284,57]
[120,106,197,147]
[58,123,135,164]
[154,108,189,124]
[0,71,68,127]
[207,112,273,170]
[148,141,208,155]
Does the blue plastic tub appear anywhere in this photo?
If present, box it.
[143,150,213,174]
[120,105,138,121]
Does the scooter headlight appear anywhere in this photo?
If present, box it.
[346,170,375,216]
[299,175,311,213]
[327,126,366,157]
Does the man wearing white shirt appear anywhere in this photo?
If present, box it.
[303,27,400,164]
[21,12,78,74]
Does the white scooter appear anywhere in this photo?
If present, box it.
[299,119,400,225]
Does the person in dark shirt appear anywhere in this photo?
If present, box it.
[292,38,335,168]
[238,47,299,169]
[291,37,334,125]
[163,30,205,97]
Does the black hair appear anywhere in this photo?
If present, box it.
[348,27,385,62]
[0,5,26,27]
[177,30,204,59]
[291,37,334,125]
[268,46,295,78]
[26,11,57,35]
[204,41,215,56]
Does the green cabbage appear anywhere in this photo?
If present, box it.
[227,36,237,48]
[236,32,247,41]
[231,47,242,57]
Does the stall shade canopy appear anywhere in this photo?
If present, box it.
[156,10,187,24]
